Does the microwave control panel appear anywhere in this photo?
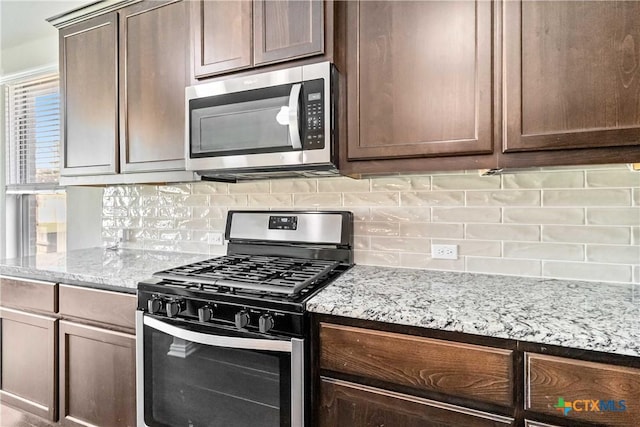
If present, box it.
[303,79,325,150]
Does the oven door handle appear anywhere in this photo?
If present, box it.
[288,83,303,150]
[143,315,293,353]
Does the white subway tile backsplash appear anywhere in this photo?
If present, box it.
[543,189,631,206]
[400,223,464,239]
[370,237,429,253]
[399,253,465,271]
[271,179,317,193]
[432,207,501,223]
[543,225,630,244]
[355,221,400,236]
[503,208,585,225]
[465,224,540,241]
[502,171,584,189]
[400,191,465,206]
[344,192,399,207]
[503,242,584,261]
[586,245,640,265]
[371,207,430,222]
[466,257,541,277]
[466,190,541,206]
[432,174,500,190]
[102,165,639,283]
[248,194,293,207]
[543,261,632,283]
[318,177,370,192]
[293,193,341,207]
[586,170,640,188]
[587,208,640,226]
[371,176,431,192]
[229,181,270,194]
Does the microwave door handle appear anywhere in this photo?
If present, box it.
[288,83,303,150]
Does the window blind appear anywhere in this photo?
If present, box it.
[5,74,61,188]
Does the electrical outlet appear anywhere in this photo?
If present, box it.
[431,244,458,260]
[208,232,224,246]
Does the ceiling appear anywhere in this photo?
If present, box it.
[1,0,89,50]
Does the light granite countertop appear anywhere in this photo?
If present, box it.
[307,265,640,358]
[0,247,209,294]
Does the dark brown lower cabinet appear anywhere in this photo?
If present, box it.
[58,321,136,427]
[319,377,515,427]
[0,308,57,421]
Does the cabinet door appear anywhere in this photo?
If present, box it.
[59,321,135,427]
[504,1,640,153]
[119,0,188,173]
[526,353,640,427]
[0,308,57,421]
[60,13,118,176]
[345,1,493,161]
[192,0,252,78]
[319,378,514,427]
[254,0,324,65]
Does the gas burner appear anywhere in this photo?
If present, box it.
[153,254,341,296]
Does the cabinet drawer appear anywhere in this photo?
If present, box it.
[59,285,136,331]
[320,377,514,427]
[0,276,57,313]
[526,353,640,426]
[319,323,514,406]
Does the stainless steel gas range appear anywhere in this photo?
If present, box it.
[136,210,353,427]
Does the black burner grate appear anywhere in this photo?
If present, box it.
[153,254,340,295]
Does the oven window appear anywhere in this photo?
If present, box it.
[144,325,292,427]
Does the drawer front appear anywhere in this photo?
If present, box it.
[319,323,514,406]
[320,377,515,427]
[0,276,57,313]
[526,353,640,426]
[59,285,136,330]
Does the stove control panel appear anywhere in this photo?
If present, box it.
[139,291,304,336]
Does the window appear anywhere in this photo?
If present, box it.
[4,73,66,256]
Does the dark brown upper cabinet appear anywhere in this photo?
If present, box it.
[60,13,118,176]
[119,0,189,173]
[54,0,194,184]
[339,0,497,175]
[502,0,640,166]
[192,0,324,79]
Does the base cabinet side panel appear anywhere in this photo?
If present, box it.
[59,321,135,427]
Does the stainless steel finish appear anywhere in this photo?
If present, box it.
[288,83,302,150]
[136,311,305,427]
[143,314,293,352]
[228,211,344,244]
[185,62,334,178]
[291,338,305,427]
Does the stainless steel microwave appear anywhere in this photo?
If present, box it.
[185,62,338,181]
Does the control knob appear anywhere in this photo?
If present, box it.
[234,310,250,329]
[259,314,275,334]
[147,297,163,314]
[166,300,185,318]
[198,306,213,322]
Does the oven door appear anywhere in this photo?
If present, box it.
[136,312,304,427]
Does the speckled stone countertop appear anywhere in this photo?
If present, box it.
[0,248,209,294]
[307,265,640,358]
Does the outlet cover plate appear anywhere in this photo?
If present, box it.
[208,232,224,246]
[431,244,458,260]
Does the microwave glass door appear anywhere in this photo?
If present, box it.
[190,83,302,157]
[141,318,294,427]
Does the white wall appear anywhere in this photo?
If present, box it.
[66,187,103,251]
